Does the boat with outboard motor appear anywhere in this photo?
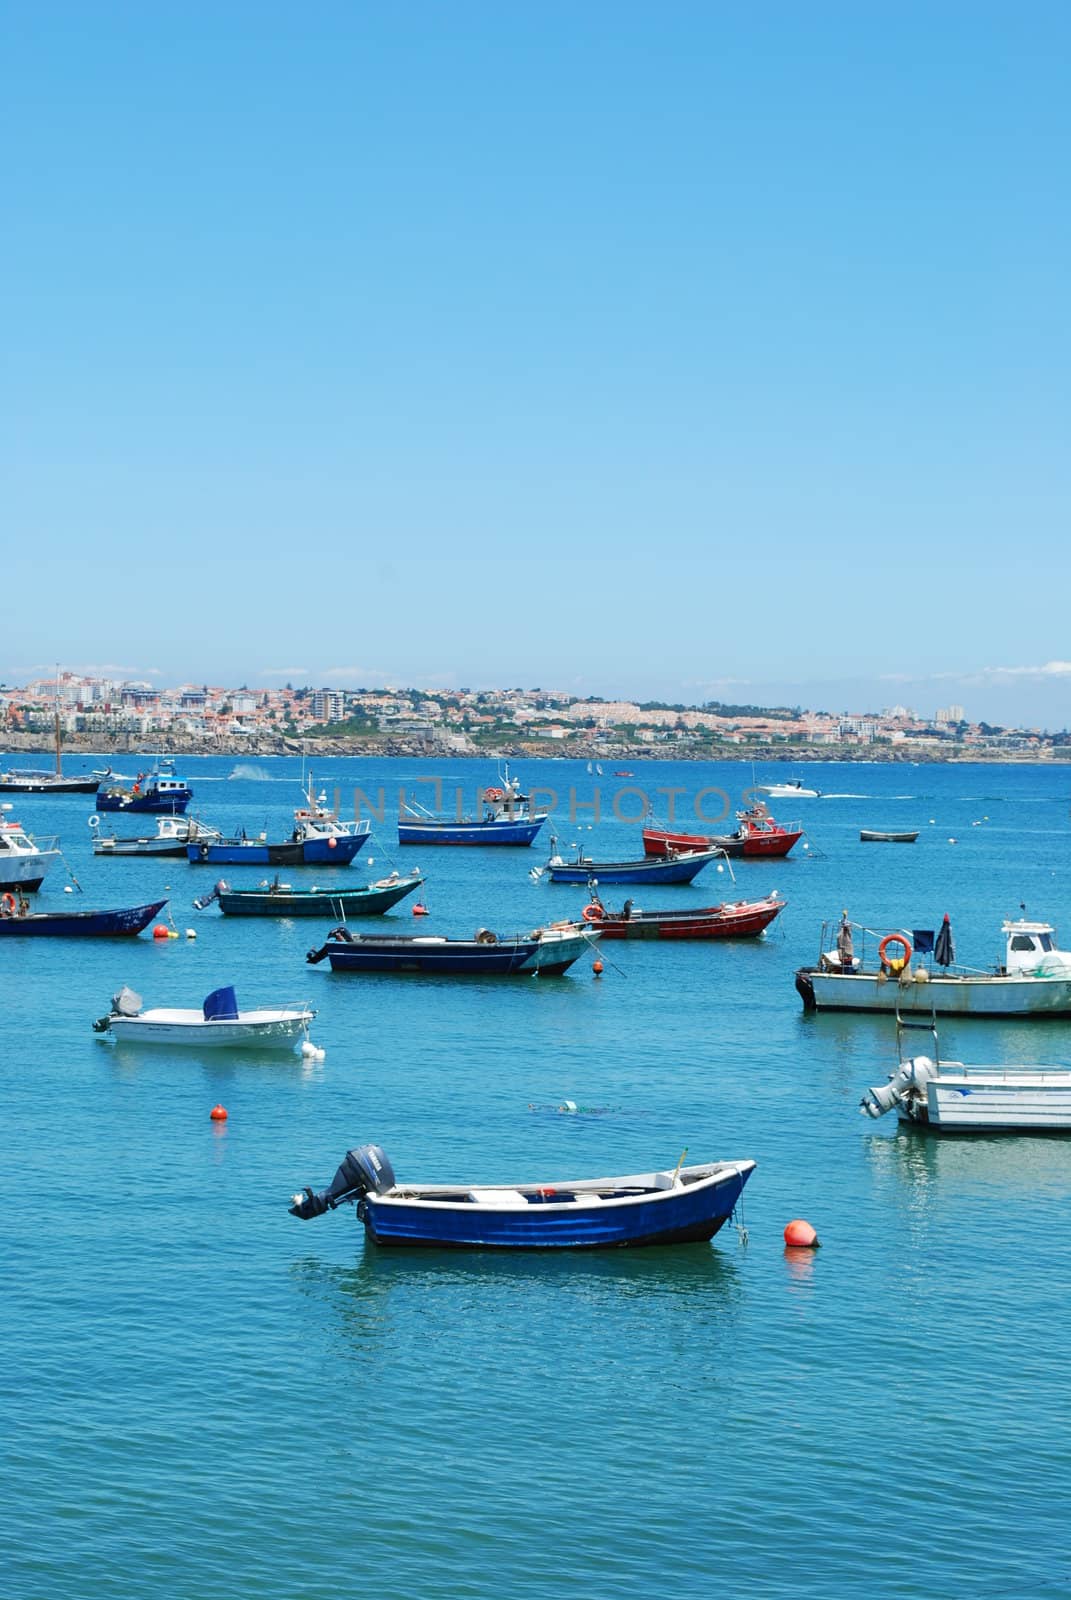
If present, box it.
[93,984,316,1049]
[0,896,167,937]
[582,886,785,940]
[861,1011,1071,1130]
[91,814,222,857]
[398,766,548,846]
[0,816,61,892]
[198,870,425,918]
[96,759,193,814]
[306,920,593,975]
[796,913,1071,1016]
[643,803,803,860]
[188,775,372,865]
[756,778,821,799]
[539,841,724,885]
[288,1143,756,1249]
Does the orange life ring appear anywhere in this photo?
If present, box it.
[484,787,505,802]
[878,932,912,968]
[582,903,605,923]
[1,892,16,916]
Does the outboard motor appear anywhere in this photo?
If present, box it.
[289,1144,396,1219]
[94,986,142,1031]
[860,1055,938,1119]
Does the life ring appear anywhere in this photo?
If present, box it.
[583,903,605,923]
[484,787,505,802]
[88,815,100,829]
[1,892,16,916]
[878,932,912,968]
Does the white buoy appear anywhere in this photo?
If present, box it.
[64,885,73,894]
[185,928,197,940]
[300,1041,326,1061]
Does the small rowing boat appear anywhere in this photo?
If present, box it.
[0,897,167,937]
[201,870,425,917]
[859,830,919,843]
[288,1143,756,1249]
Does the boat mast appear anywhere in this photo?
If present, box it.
[54,669,63,776]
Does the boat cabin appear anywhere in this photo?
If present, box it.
[1001,919,1061,974]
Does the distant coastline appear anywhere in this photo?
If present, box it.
[1,730,1063,766]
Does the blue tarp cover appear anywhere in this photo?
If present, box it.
[203,985,239,1021]
[912,930,935,954]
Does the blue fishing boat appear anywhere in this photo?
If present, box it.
[96,760,192,814]
[398,767,548,846]
[198,870,424,917]
[538,842,726,885]
[289,1144,755,1250]
[0,897,167,936]
[188,775,372,865]
[306,921,591,975]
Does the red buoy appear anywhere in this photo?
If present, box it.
[784,1218,819,1248]
[210,1104,228,1122]
[152,923,169,940]
[592,958,604,976]
[412,903,429,916]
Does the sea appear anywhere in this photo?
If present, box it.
[4,755,1071,1599]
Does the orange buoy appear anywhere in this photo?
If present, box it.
[152,923,169,940]
[784,1218,819,1248]
[592,958,604,976]
[209,1104,228,1122]
[412,902,429,916]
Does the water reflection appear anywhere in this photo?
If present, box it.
[864,1124,1071,1208]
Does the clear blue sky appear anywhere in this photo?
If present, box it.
[4,2,1069,725]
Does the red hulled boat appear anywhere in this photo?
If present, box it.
[581,889,785,940]
[643,804,803,861]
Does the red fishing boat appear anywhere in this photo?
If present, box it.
[581,889,785,940]
[643,804,803,860]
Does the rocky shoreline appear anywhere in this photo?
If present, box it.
[0,730,1058,764]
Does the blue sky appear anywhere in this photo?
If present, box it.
[4,3,1069,725]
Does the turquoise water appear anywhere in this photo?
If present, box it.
[4,757,1071,1598]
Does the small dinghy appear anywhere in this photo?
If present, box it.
[288,1144,755,1249]
[94,985,316,1049]
[859,830,919,844]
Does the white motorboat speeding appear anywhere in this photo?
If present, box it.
[756,779,822,799]
[93,985,316,1050]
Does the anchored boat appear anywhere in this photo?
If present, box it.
[96,760,193,814]
[0,897,167,937]
[94,984,316,1050]
[288,1143,756,1249]
[91,815,222,857]
[860,829,919,844]
[200,870,425,917]
[796,913,1071,1016]
[0,817,61,892]
[540,842,725,885]
[188,777,372,865]
[582,888,784,940]
[306,921,593,975]
[398,767,548,846]
[861,1013,1071,1131]
[644,804,803,860]
[0,710,101,794]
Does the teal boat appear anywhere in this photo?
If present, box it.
[203,871,425,918]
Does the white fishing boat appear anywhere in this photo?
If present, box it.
[93,985,316,1050]
[861,1015,1071,1130]
[0,813,61,892]
[797,914,1071,1017]
[90,814,222,857]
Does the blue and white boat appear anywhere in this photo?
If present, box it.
[539,842,726,885]
[188,776,372,866]
[398,768,548,846]
[306,920,592,976]
[289,1144,755,1249]
[96,760,193,815]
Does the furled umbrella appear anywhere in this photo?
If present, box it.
[836,912,854,968]
[934,913,955,968]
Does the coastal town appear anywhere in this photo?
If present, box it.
[1,670,1065,761]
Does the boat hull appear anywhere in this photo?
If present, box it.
[0,775,100,794]
[398,817,547,846]
[643,826,801,860]
[592,899,783,940]
[0,850,60,892]
[107,1010,313,1049]
[97,789,192,813]
[319,937,542,974]
[358,1162,754,1249]
[218,876,422,917]
[548,850,720,885]
[796,968,1071,1016]
[860,831,919,843]
[0,898,167,936]
[189,831,370,866]
[94,839,191,857]
[907,1072,1071,1130]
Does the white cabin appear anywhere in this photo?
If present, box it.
[1002,919,1071,975]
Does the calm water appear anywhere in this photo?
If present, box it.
[4,757,1071,1598]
